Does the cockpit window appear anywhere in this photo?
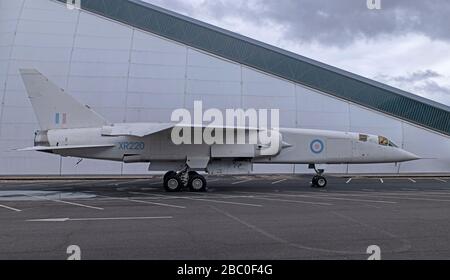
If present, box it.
[378,136,389,146]
[379,136,398,148]
[388,141,398,148]
[359,134,368,142]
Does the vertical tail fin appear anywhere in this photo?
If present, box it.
[19,69,108,130]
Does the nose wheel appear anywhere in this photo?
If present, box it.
[309,164,327,188]
[312,175,327,188]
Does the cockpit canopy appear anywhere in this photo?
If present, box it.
[358,134,398,148]
[378,136,398,147]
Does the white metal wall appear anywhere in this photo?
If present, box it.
[0,0,449,175]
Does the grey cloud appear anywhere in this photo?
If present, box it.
[376,70,450,104]
[391,70,441,83]
[414,81,450,106]
[420,80,450,97]
[256,0,450,45]
[144,0,450,46]
[376,70,443,84]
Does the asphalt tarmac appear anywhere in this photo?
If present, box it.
[0,174,449,260]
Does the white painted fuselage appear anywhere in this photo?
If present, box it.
[38,125,418,172]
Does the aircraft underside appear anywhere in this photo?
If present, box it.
[150,161,329,192]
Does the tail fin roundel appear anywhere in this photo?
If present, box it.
[19,69,108,130]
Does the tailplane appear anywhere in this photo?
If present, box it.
[19,69,108,130]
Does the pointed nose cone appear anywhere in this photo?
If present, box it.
[399,150,421,162]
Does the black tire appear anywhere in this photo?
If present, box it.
[164,173,183,192]
[311,175,319,188]
[188,174,207,192]
[163,171,176,184]
[316,176,327,188]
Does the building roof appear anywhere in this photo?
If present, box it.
[55,0,450,136]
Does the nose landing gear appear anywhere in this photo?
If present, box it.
[163,168,207,192]
[309,164,327,188]
[312,175,327,188]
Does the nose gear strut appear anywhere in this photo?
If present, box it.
[308,164,327,188]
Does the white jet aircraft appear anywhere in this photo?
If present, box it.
[17,69,419,191]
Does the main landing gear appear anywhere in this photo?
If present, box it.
[309,164,327,188]
[163,167,207,192]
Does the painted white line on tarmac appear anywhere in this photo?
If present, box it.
[232,179,253,185]
[233,191,332,206]
[175,191,209,197]
[27,216,173,222]
[285,194,396,204]
[435,178,448,183]
[124,198,186,209]
[369,195,450,203]
[380,178,384,184]
[24,194,103,210]
[244,191,397,204]
[248,196,332,206]
[289,190,450,199]
[271,179,287,185]
[346,178,352,184]
[132,192,262,207]
[129,192,257,200]
[98,195,186,209]
[308,192,450,203]
[0,204,22,212]
[186,198,262,207]
[408,178,417,183]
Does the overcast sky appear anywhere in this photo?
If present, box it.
[143,0,450,106]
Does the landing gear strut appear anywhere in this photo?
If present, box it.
[163,167,207,192]
[309,164,327,188]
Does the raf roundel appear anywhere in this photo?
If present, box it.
[310,139,324,154]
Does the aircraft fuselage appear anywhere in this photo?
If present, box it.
[40,126,418,167]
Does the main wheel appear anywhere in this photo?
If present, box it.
[311,175,318,188]
[316,176,327,188]
[188,174,207,192]
[163,171,176,184]
[164,173,183,192]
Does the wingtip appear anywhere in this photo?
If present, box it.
[14,147,34,152]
